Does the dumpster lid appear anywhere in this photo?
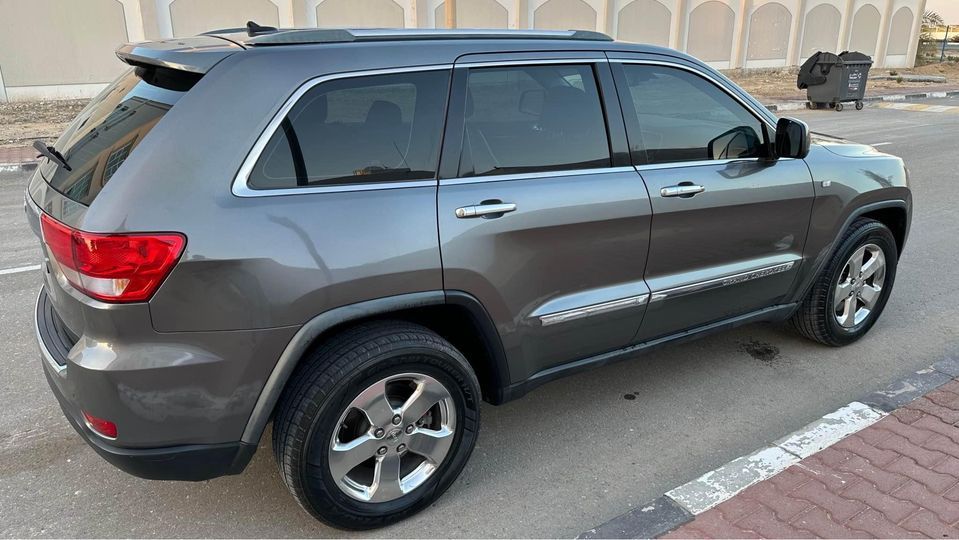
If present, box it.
[839,50,873,64]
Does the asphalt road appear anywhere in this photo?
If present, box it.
[1,97,957,538]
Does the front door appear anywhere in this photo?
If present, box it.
[609,59,815,341]
[437,54,652,382]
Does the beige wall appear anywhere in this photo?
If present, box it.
[0,0,927,101]
[616,0,671,47]
[434,0,509,27]
[0,0,129,87]
[800,3,843,59]
[531,0,600,31]
[316,0,406,27]
[170,0,279,36]
[886,6,914,55]
[687,1,737,64]
[746,2,793,62]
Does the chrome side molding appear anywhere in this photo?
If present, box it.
[538,294,649,327]
[649,261,797,303]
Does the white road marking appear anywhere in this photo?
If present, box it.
[665,401,886,515]
[667,446,799,514]
[774,401,885,458]
[870,142,892,147]
[0,264,41,276]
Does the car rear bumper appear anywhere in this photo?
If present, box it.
[44,369,255,481]
[35,287,262,481]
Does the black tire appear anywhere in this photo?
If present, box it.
[855,100,864,111]
[272,320,481,529]
[835,102,844,112]
[791,218,898,346]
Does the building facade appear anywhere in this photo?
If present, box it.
[0,0,927,102]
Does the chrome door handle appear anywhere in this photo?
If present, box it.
[660,184,705,197]
[455,203,517,218]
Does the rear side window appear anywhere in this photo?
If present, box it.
[458,64,611,177]
[248,70,450,189]
[618,64,767,165]
[40,67,196,205]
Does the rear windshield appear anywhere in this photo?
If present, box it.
[39,66,197,205]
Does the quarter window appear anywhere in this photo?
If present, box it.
[249,70,450,189]
[619,64,767,165]
[458,64,611,177]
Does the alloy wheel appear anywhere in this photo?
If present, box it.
[327,373,456,503]
[834,243,886,328]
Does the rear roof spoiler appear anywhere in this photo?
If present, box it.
[116,36,243,74]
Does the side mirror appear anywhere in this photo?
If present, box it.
[775,117,810,159]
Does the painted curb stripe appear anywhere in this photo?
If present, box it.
[578,360,959,538]
[773,401,884,459]
[666,445,801,515]
[0,163,37,173]
[765,90,959,112]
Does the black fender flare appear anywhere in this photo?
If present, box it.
[240,290,509,444]
[789,199,908,307]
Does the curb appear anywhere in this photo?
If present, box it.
[578,354,959,539]
[0,162,37,174]
[764,90,959,112]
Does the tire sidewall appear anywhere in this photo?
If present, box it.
[823,223,898,344]
[298,346,480,528]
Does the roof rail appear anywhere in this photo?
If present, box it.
[246,28,613,46]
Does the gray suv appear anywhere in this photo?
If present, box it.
[27,27,911,529]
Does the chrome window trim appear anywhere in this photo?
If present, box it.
[445,58,620,184]
[636,156,797,172]
[637,157,761,172]
[649,260,799,303]
[455,57,608,68]
[441,166,636,186]
[538,294,649,327]
[231,64,453,198]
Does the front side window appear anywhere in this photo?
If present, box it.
[249,70,450,189]
[620,64,767,165]
[458,64,611,177]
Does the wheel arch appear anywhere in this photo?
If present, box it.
[790,198,909,306]
[240,290,510,445]
[859,204,909,257]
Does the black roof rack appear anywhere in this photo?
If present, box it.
[244,28,613,46]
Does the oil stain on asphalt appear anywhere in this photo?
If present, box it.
[739,339,780,363]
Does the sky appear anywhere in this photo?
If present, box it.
[927,0,959,24]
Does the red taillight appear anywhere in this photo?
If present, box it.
[82,410,118,439]
[40,213,185,303]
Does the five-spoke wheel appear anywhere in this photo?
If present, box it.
[833,243,886,328]
[329,373,456,503]
[792,218,898,346]
[272,321,480,529]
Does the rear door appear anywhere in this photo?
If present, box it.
[437,52,652,383]
[609,56,814,341]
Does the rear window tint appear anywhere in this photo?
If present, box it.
[248,70,450,190]
[458,64,610,177]
[40,67,194,205]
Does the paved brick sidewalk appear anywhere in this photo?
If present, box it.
[0,145,37,166]
[664,380,959,538]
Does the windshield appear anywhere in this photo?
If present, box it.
[39,68,188,205]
